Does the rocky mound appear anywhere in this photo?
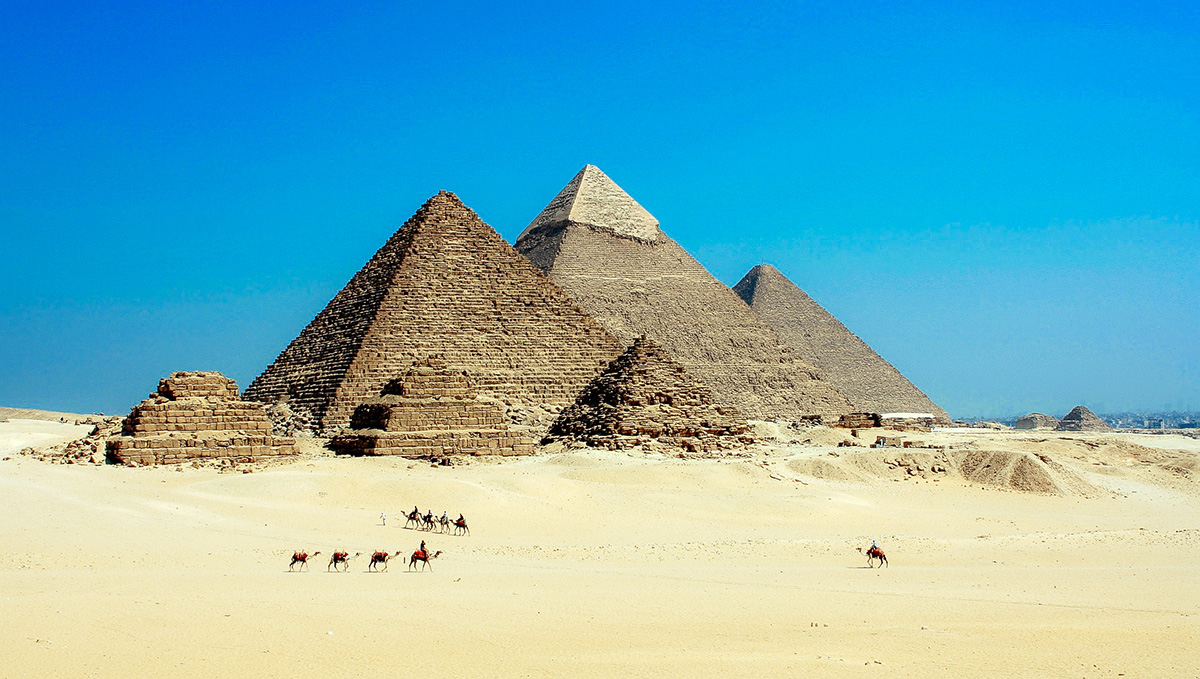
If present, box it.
[785,447,1096,496]
[1015,413,1059,430]
[1055,405,1113,432]
[547,336,753,453]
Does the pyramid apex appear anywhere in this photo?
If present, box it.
[520,165,660,243]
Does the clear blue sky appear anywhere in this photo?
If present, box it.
[2,1,1197,418]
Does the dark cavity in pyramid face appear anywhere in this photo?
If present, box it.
[515,165,853,422]
[733,264,949,423]
[243,191,624,434]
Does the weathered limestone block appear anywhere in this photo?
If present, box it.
[106,371,297,466]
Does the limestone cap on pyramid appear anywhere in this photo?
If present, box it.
[520,165,660,243]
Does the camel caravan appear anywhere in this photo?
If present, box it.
[403,508,469,536]
[290,544,442,573]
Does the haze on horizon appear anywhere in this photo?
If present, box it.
[1,1,1196,419]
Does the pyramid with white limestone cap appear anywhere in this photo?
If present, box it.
[522,165,661,243]
[516,166,853,420]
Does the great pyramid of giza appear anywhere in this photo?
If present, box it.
[1055,405,1113,432]
[548,336,751,451]
[733,264,949,422]
[244,191,623,433]
[515,165,852,420]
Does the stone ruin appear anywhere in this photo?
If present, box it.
[546,336,753,453]
[734,264,950,423]
[330,357,534,458]
[834,412,883,428]
[515,165,852,421]
[244,191,622,434]
[106,371,297,466]
[1055,405,1113,432]
[1016,412,1059,430]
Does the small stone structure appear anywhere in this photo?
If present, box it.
[1016,413,1059,430]
[835,412,882,428]
[331,358,534,458]
[106,372,297,466]
[1055,405,1113,432]
[546,337,752,452]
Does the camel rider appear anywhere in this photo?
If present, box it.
[457,513,464,524]
[419,540,427,559]
[440,511,448,524]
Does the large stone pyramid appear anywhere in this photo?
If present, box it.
[515,165,852,420]
[1055,405,1113,432]
[547,336,751,451]
[733,264,949,422]
[244,191,624,432]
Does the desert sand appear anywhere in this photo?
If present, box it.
[1,418,1197,678]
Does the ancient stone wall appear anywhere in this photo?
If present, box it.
[244,192,624,433]
[331,358,534,458]
[106,372,297,466]
[734,264,950,423]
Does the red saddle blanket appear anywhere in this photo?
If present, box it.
[413,550,426,560]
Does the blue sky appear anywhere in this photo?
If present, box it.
[1,1,1197,417]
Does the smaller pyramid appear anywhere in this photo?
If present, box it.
[734,264,949,422]
[547,337,752,452]
[1054,406,1113,432]
[106,372,297,466]
[331,357,534,458]
[1015,413,1059,430]
[524,165,660,243]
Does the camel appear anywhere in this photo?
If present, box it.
[437,513,451,533]
[408,549,443,571]
[289,551,320,571]
[368,550,400,572]
[857,545,888,568]
[404,510,422,529]
[422,511,436,532]
[327,551,361,572]
[453,517,469,536]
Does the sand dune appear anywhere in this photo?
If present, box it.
[2,421,1197,677]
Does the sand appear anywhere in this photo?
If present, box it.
[1,421,1197,678]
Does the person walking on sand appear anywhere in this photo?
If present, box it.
[380,512,386,526]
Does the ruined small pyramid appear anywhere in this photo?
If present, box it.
[516,166,852,420]
[734,264,949,422]
[1015,413,1059,430]
[548,336,751,451]
[106,371,297,466]
[244,191,624,432]
[1055,405,1113,432]
[331,357,534,458]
